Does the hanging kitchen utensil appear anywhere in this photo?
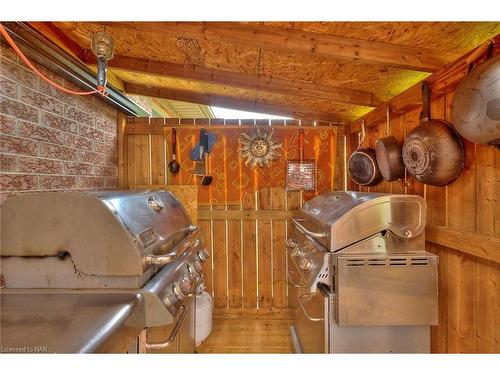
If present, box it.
[168,127,180,174]
[348,121,383,186]
[193,128,206,176]
[286,128,317,191]
[193,129,212,185]
[402,81,464,186]
[451,42,500,149]
[375,105,405,181]
[190,132,217,160]
[196,132,212,186]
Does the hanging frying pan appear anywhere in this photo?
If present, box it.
[402,81,464,186]
[375,105,405,181]
[451,42,500,149]
[168,127,180,174]
[348,121,383,186]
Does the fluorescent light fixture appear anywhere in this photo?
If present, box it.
[211,106,292,120]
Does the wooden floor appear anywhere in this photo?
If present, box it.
[196,308,295,354]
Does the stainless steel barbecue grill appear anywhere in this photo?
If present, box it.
[0,190,209,353]
[288,191,438,353]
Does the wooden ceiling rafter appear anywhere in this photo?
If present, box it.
[96,22,460,72]
[349,34,500,133]
[125,83,346,124]
[28,22,499,124]
[81,52,380,108]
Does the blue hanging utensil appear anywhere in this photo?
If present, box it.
[193,128,206,175]
[190,132,217,160]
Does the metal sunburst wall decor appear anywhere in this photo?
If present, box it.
[238,128,282,168]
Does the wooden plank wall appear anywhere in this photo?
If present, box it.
[346,64,500,352]
[121,118,345,308]
[123,118,344,204]
[199,187,301,309]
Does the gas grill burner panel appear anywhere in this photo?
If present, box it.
[299,191,427,252]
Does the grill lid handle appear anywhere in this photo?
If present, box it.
[292,218,327,239]
[143,226,201,267]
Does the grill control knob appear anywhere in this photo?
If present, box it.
[197,248,210,262]
[286,238,297,247]
[292,247,304,258]
[192,260,203,275]
[173,275,194,300]
[187,261,203,279]
[299,258,313,273]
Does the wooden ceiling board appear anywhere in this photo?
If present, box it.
[254,91,373,122]
[118,68,371,122]
[259,49,430,101]
[258,22,500,54]
[52,21,500,70]
[89,21,462,71]
[53,22,189,64]
[194,38,260,74]
[79,51,379,107]
[53,22,262,74]
[36,22,500,122]
[314,61,429,101]
[40,21,431,103]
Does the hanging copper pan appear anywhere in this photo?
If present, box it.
[375,105,405,181]
[348,121,383,187]
[402,81,465,186]
[451,43,500,149]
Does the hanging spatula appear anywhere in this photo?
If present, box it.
[194,128,206,176]
[199,133,212,185]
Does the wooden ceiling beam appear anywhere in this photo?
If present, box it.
[124,83,346,124]
[82,52,380,108]
[349,35,500,133]
[98,22,460,72]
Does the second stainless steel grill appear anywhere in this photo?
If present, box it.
[288,191,438,353]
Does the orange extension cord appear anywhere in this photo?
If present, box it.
[0,23,106,96]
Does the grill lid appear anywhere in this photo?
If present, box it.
[0,190,193,276]
[301,191,384,226]
[97,190,192,250]
[297,191,426,251]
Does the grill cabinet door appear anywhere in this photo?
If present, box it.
[293,287,328,353]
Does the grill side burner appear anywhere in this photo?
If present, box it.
[287,191,438,354]
[0,190,210,353]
